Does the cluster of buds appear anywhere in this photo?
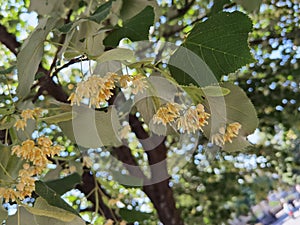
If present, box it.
[0,136,63,202]
[153,102,210,134]
[14,108,43,131]
[68,73,147,108]
[211,122,242,147]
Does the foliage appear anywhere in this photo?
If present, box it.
[0,0,298,225]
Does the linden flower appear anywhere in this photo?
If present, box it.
[14,108,43,131]
[177,104,210,133]
[3,137,64,202]
[0,188,18,203]
[14,119,27,131]
[69,73,116,108]
[211,122,242,147]
[153,103,182,125]
[131,74,148,94]
[223,122,242,143]
[177,108,200,133]
[21,109,35,120]
[118,75,132,88]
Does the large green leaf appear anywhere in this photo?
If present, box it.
[58,106,122,148]
[103,6,154,47]
[169,11,254,86]
[16,17,60,99]
[44,173,81,195]
[35,181,79,215]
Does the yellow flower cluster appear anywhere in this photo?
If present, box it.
[211,122,242,147]
[14,108,43,131]
[153,103,210,134]
[0,136,63,202]
[68,73,147,108]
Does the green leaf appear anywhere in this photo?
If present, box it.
[58,22,73,33]
[104,6,154,47]
[43,165,62,181]
[64,20,105,59]
[120,0,158,20]
[58,106,122,148]
[169,11,254,86]
[34,214,85,225]
[6,207,38,225]
[111,171,143,187]
[29,0,65,15]
[87,0,112,23]
[6,201,85,225]
[0,66,15,74]
[203,83,258,152]
[182,85,231,104]
[16,17,60,99]
[35,181,79,215]
[234,0,262,12]
[119,208,152,223]
[96,48,135,62]
[210,0,231,14]
[44,173,81,195]
[25,197,77,222]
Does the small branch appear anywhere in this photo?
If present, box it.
[51,56,89,78]
[0,24,21,55]
[48,10,73,76]
[168,0,196,21]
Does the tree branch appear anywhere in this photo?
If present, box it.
[129,114,184,225]
[0,24,20,55]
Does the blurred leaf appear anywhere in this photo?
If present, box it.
[35,181,79,215]
[119,208,152,223]
[58,106,122,148]
[169,11,254,86]
[104,6,154,47]
[44,173,81,195]
[16,17,60,99]
[87,0,112,23]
